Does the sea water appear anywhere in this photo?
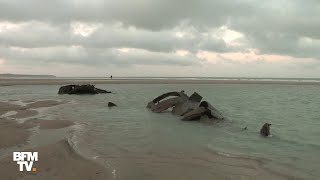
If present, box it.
[0,84,319,179]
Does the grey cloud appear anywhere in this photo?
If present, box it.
[1,0,319,59]
[0,46,199,67]
[0,0,251,30]
[0,21,231,53]
[0,22,72,47]
[197,37,231,52]
[243,31,320,59]
[227,0,320,58]
[1,0,320,77]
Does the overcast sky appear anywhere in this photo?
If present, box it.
[0,0,319,77]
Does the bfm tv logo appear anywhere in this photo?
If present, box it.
[13,152,38,172]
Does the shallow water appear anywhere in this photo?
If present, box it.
[1,84,319,179]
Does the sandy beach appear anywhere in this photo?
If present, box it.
[0,140,111,180]
[1,78,320,86]
[0,100,111,180]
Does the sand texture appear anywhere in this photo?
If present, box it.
[0,140,111,180]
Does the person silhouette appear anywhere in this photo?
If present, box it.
[110,75,113,79]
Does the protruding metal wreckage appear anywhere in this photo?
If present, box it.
[147,91,224,121]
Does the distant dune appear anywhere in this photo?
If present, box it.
[0,73,56,78]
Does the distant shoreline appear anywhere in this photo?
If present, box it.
[1,78,320,86]
[0,74,56,78]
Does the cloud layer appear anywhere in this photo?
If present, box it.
[0,0,320,77]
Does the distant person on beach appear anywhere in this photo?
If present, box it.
[110,75,113,79]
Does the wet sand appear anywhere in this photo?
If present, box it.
[0,100,72,148]
[106,149,294,180]
[8,109,39,119]
[1,78,320,86]
[0,100,64,118]
[0,140,111,180]
[0,100,110,180]
[37,119,75,130]
[0,118,32,149]
[0,102,23,116]
[25,100,64,109]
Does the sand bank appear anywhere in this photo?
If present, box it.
[0,100,64,119]
[0,140,111,180]
[0,102,23,116]
[32,119,75,130]
[0,100,73,149]
[0,100,110,179]
[25,100,64,109]
[1,78,320,86]
[0,118,32,149]
[8,109,38,119]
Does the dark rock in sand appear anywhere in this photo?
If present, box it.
[108,102,117,107]
[58,85,111,95]
[260,123,271,136]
